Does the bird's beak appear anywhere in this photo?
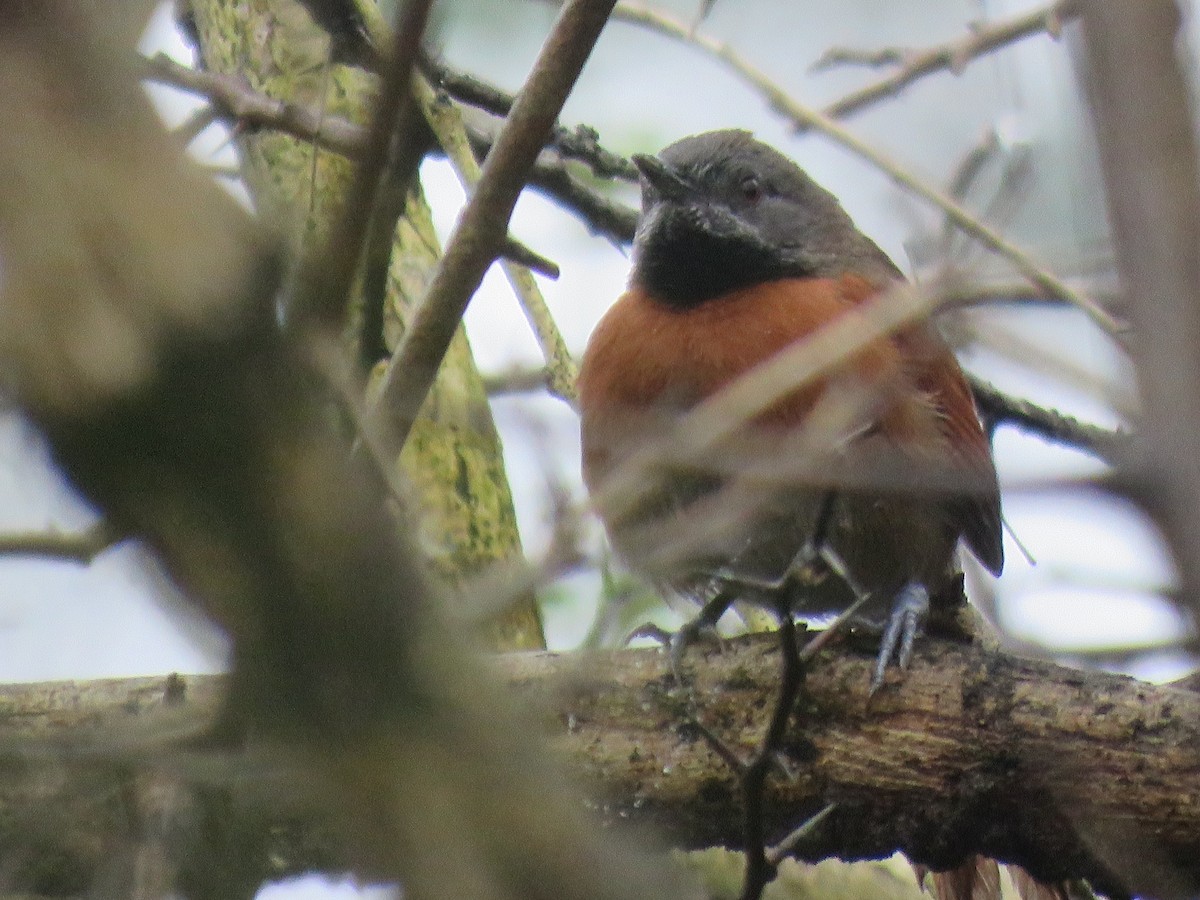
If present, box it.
[632,154,694,202]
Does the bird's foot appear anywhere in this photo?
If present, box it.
[869,583,930,696]
[627,588,735,683]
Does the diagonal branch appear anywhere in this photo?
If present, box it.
[370,0,618,452]
[140,53,559,278]
[423,57,637,180]
[815,0,1080,121]
[967,374,1128,464]
[292,0,434,330]
[141,52,363,153]
[415,76,579,405]
[480,359,1126,466]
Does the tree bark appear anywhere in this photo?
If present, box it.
[0,636,1195,898]
[184,0,545,651]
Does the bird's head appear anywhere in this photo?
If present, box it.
[630,129,899,308]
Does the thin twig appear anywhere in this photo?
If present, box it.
[295,0,435,330]
[739,616,803,900]
[479,356,1126,465]
[968,374,1128,464]
[482,365,555,396]
[798,591,877,664]
[415,76,579,405]
[521,148,639,242]
[817,0,1079,121]
[765,803,837,867]
[0,522,122,565]
[610,2,1124,337]
[424,57,637,180]
[172,105,220,146]
[371,0,619,452]
[811,47,906,71]
[142,53,364,154]
[141,54,561,279]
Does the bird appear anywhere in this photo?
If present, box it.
[577,129,1004,691]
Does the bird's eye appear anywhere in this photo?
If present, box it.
[740,176,763,204]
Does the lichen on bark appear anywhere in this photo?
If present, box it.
[185,0,545,650]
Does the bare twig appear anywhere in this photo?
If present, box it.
[294,0,435,330]
[739,616,804,900]
[673,281,936,452]
[171,105,221,146]
[415,76,579,405]
[142,53,364,154]
[811,47,906,71]
[141,53,560,278]
[766,803,837,867]
[371,0,619,451]
[521,148,639,242]
[480,357,1125,465]
[610,2,1124,337]
[817,0,1079,121]
[0,522,121,564]
[424,57,637,180]
[946,129,1004,203]
[967,374,1128,464]
[943,279,1122,313]
[483,365,556,396]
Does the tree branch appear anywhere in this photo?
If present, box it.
[480,361,1126,466]
[815,0,1080,121]
[140,53,559,279]
[2,636,1197,898]
[415,76,579,405]
[141,53,363,154]
[292,0,434,330]
[0,522,122,564]
[1078,1,1200,623]
[370,0,618,452]
[424,57,638,180]
[609,1,1124,338]
[967,374,1128,464]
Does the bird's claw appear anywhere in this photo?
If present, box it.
[668,616,725,681]
[627,616,723,683]
[869,583,930,696]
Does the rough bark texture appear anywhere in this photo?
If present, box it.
[518,635,1200,900]
[0,637,1195,898]
[184,0,544,651]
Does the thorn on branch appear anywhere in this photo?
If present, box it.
[0,522,123,565]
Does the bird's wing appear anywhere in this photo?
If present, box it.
[838,274,1005,575]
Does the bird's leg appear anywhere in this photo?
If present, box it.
[628,586,738,682]
[668,586,737,678]
[869,582,930,695]
[783,492,868,604]
[713,491,852,594]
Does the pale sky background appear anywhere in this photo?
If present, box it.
[0,1,1192,896]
